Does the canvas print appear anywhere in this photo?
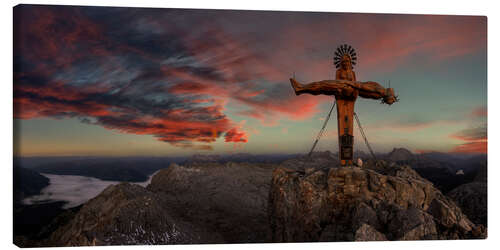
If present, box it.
[13,4,487,247]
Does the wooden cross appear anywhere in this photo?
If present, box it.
[290,44,397,166]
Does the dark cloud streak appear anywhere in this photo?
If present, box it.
[13,5,247,149]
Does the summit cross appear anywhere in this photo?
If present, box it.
[290,44,398,166]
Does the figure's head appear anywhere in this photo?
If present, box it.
[383,88,398,105]
[340,54,352,70]
[334,44,357,70]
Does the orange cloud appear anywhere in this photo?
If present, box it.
[224,127,248,143]
[449,124,487,154]
[450,140,487,154]
[470,106,487,118]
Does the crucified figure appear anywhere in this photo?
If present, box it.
[290,45,397,166]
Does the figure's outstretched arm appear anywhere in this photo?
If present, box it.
[290,78,397,105]
[358,81,397,105]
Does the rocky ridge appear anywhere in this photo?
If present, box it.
[45,182,215,246]
[44,161,281,246]
[268,161,486,242]
[448,163,487,226]
[386,148,415,162]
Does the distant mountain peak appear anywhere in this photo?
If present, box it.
[387,147,415,162]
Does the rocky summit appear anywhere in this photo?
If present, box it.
[38,153,486,246]
[268,161,486,242]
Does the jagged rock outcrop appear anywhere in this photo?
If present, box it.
[448,165,487,226]
[147,162,278,243]
[447,182,487,226]
[45,183,216,246]
[383,150,474,193]
[268,162,486,242]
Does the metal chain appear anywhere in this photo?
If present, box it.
[307,101,377,162]
[354,112,377,160]
[308,99,336,157]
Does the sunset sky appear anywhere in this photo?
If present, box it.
[13,5,487,156]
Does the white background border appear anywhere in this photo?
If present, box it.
[1,0,497,249]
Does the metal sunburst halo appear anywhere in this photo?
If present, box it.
[333,44,357,69]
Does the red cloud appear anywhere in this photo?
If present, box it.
[451,141,487,154]
[348,15,486,72]
[14,77,243,149]
[235,94,330,126]
[449,124,487,154]
[471,107,487,118]
[268,14,485,76]
[172,27,330,125]
[224,127,248,143]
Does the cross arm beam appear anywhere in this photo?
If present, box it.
[290,78,397,105]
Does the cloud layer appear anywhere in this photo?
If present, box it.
[23,172,158,208]
[14,6,487,152]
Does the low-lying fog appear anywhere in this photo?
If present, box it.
[23,171,159,209]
